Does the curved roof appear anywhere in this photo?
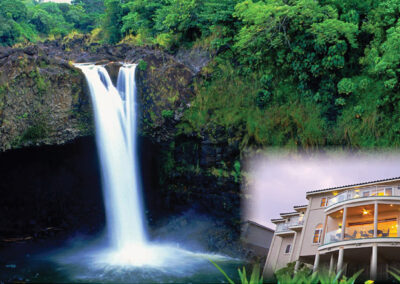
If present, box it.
[306,176,400,196]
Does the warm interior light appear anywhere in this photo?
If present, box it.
[355,189,360,192]
[340,210,343,213]
[390,204,393,207]
[362,209,369,215]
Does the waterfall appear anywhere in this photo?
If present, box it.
[76,64,147,251]
[70,63,231,271]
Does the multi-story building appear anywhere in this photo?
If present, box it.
[263,177,400,281]
[241,220,274,267]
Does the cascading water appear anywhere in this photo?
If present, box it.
[77,64,147,253]
[62,63,234,279]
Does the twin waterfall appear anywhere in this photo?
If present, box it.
[77,64,147,256]
[75,63,228,270]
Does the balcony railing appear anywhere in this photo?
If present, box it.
[276,220,304,233]
[323,219,398,244]
[327,186,398,207]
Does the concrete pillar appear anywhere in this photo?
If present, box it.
[329,253,335,274]
[294,260,300,273]
[321,214,328,244]
[341,207,347,240]
[313,252,320,273]
[337,247,344,274]
[289,232,297,262]
[374,202,378,238]
[370,244,378,280]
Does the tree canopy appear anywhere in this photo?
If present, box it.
[1,0,400,149]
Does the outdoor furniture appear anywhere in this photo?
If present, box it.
[381,229,390,237]
[368,229,383,236]
[344,231,357,239]
[330,235,339,242]
[360,231,370,238]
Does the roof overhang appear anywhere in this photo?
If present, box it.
[306,177,400,198]
[280,212,299,217]
[294,205,308,212]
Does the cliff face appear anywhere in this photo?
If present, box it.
[0,41,241,254]
[0,46,92,151]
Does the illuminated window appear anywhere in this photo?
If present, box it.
[320,198,328,207]
[285,244,291,254]
[386,188,393,196]
[313,224,323,243]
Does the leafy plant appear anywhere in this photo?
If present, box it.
[318,269,363,284]
[137,59,148,71]
[388,266,400,282]
[161,109,174,119]
[209,259,262,284]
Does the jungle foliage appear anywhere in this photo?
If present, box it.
[2,0,400,150]
[0,0,103,46]
[100,0,400,150]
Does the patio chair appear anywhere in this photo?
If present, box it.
[360,231,369,238]
[344,231,357,239]
[381,229,390,237]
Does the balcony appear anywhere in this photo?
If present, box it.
[321,203,400,247]
[326,186,399,208]
[276,218,304,233]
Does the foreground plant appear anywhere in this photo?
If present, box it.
[210,260,370,284]
[388,266,400,282]
[209,259,263,284]
[317,269,362,284]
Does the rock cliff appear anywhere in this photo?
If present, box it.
[0,41,242,255]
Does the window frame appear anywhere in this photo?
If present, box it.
[284,244,291,254]
[385,187,393,196]
[313,224,323,244]
[320,197,328,207]
[362,191,370,197]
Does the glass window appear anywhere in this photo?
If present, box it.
[285,244,291,254]
[386,188,393,196]
[320,198,328,207]
[363,191,370,197]
[313,224,323,243]
[377,218,397,238]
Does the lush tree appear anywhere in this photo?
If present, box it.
[102,0,123,44]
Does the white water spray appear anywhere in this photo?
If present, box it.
[76,64,147,251]
[73,63,232,269]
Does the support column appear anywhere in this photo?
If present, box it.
[321,214,328,244]
[337,247,344,274]
[374,202,378,237]
[294,260,300,273]
[313,252,320,273]
[289,232,297,262]
[329,253,335,274]
[341,207,347,240]
[370,244,378,280]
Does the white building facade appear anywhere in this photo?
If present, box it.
[264,177,400,281]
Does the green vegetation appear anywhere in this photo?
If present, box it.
[0,0,104,46]
[210,260,367,284]
[161,109,174,119]
[137,59,148,71]
[2,0,400,150]
[209,259,263,284]
[87,0,400,150]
